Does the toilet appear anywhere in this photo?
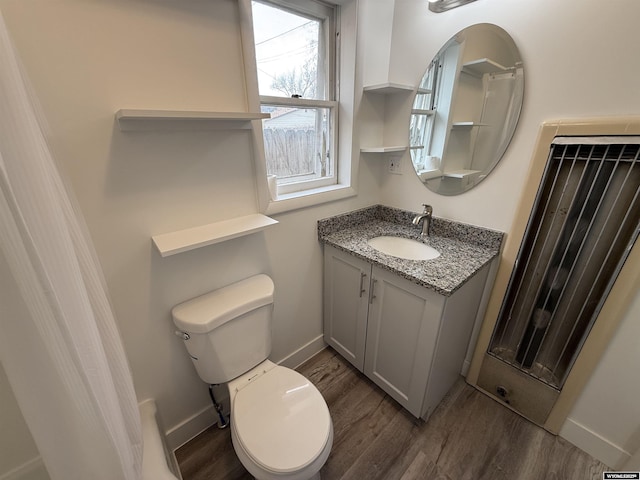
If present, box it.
[172,274,333,480]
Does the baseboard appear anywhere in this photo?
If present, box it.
[624,447,640,470]
[461,359,471,377]
[560,417,631,469]
[0,457,48,480]
[165,403,217,452]
[165,335,327,451]
[276,334,327,369]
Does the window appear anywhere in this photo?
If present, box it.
[251,0,338,195]
[410,57,440,172]
[409,41,460,176]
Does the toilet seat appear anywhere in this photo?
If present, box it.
[231,366,332,475]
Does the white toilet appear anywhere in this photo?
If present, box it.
[172,274,333,480]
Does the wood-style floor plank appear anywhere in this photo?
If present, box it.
[175,348,609,480]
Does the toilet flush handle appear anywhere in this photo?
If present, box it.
[174,331,190,341]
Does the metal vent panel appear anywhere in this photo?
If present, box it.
[488,137,640,389]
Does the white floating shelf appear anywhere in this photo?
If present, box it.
[443,169,482,179]
[462,58,508,77]
[360,146,408,153]
[363,82,414,95]
[418,169,443,181]
[116,109,270,131]
[452,122,490,128]
[152,213,278,257]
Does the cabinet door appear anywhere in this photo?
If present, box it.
[364,266,445,417]
[323,246,370,371]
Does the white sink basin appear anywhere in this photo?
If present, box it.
[367,236,440,261]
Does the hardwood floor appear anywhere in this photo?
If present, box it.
[175,347,609,480]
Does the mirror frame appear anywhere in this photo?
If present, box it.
[409,24,524,195]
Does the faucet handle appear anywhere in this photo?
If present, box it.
[422,204,433,214]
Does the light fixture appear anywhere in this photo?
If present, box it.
[428,0,478,13]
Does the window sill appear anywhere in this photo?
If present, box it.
[264,183,356,215]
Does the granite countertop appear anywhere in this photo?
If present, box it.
[318,205,504,296]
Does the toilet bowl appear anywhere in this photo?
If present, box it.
[229,360,333,480]
[172,275,333,480]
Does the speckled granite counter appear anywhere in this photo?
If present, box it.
[318,205,504,296]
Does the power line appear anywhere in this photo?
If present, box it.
[256,42,318,64]
[255,20,315,46]
[257,67,278,81]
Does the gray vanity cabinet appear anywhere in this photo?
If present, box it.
[323,244,490,419]
[322,245,370,371]
[363,265,444,417]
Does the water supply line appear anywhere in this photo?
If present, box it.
[208,384,229,429]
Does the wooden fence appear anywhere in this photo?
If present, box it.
[263,129,317,177]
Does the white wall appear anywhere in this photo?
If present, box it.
[0,0,376,467]
[379,0,640,468]
[560,293,640,468]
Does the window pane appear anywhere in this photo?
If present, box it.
[410,59,440,172]
[252,1,322,100]
[262,105,331,182]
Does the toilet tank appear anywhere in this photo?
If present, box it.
[172,274,274,385]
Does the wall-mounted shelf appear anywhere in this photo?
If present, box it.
[417,169,443,181]
[361,146,408,153]
[452,122,490,128]
[152,213,278,258]
[461,58,508,77]
[443,169,482,179]
[116,109,270,131]
[360,83,414,163]
[363,82,414,95]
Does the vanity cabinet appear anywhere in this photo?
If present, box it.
[322,246,370,370]
[323,244,490,419]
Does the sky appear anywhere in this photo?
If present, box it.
[251,1,319,97]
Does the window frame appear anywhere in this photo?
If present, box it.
[239,0,357,214]
[260,95,338,193]
[253,0,338,193]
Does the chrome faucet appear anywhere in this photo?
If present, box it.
[412,204,433,237]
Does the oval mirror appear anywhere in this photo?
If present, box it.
[409,24,524,195]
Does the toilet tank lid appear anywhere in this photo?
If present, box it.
[172,274,274,334]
